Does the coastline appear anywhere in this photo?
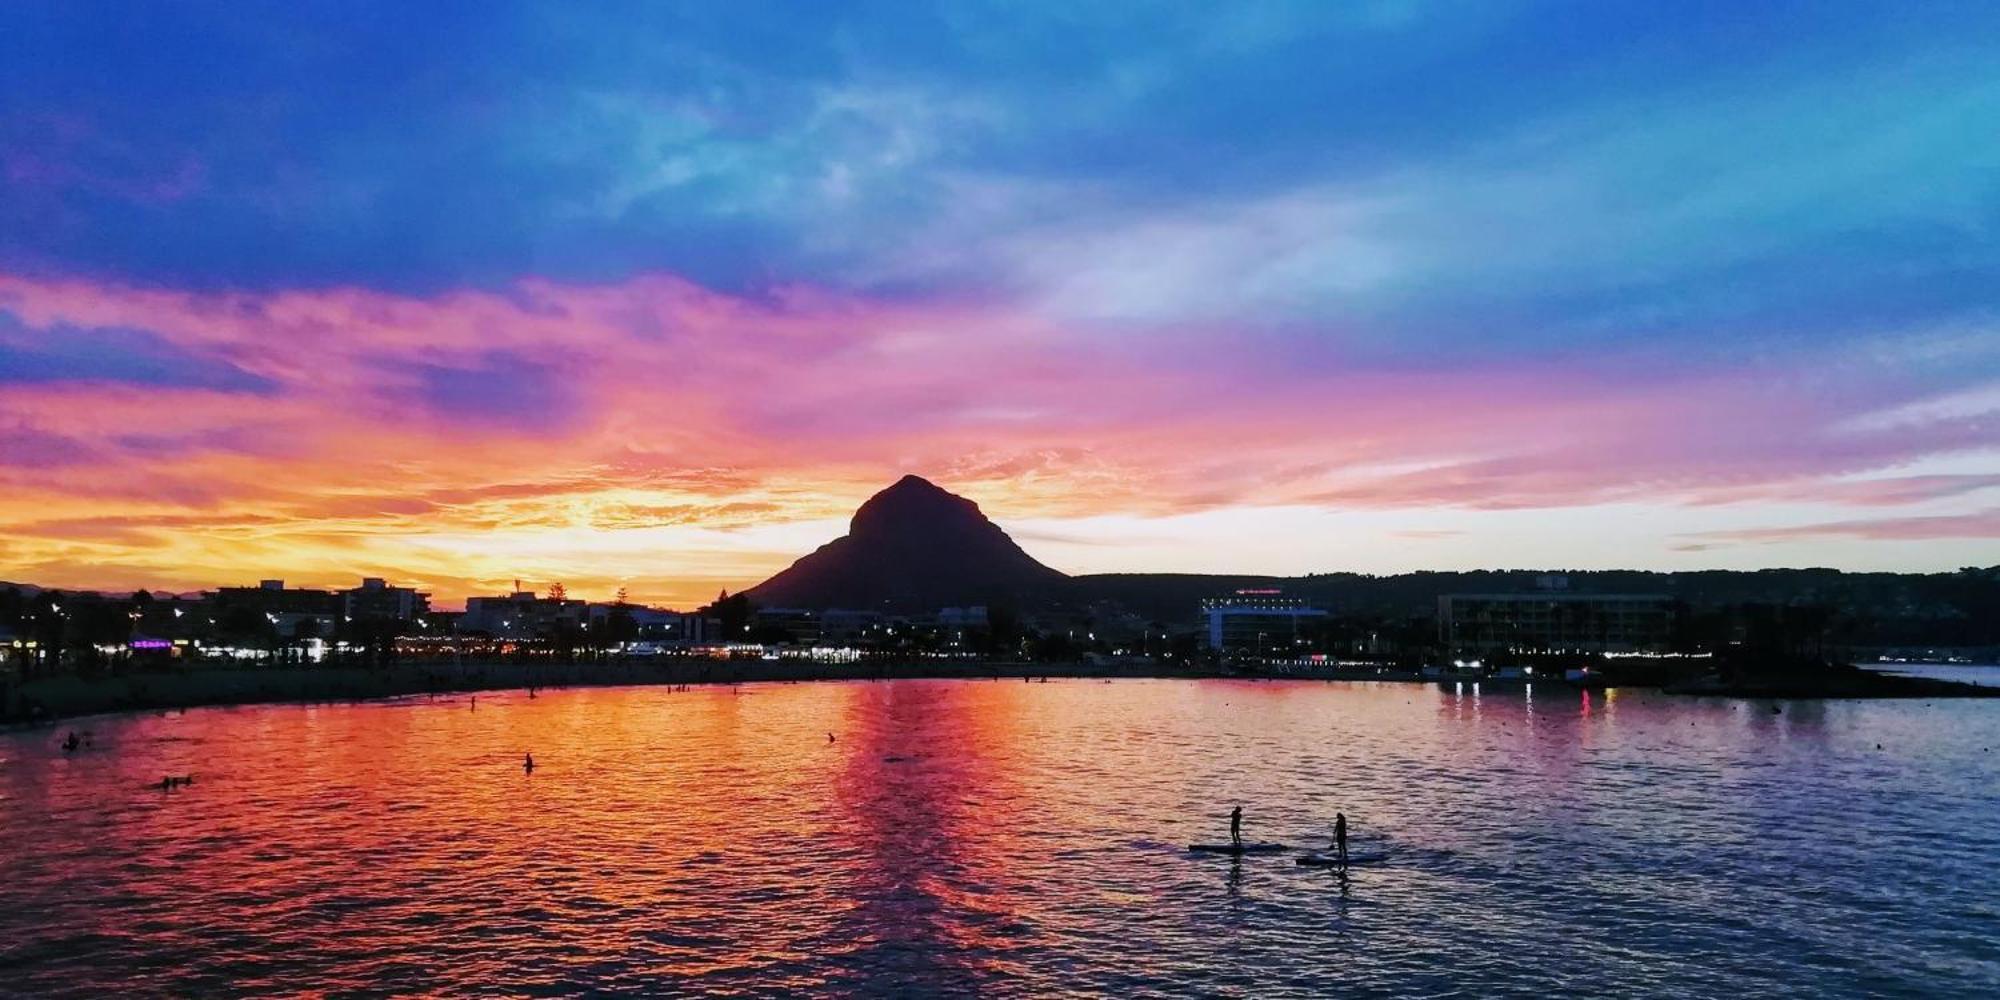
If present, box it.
[8,658,1997,729]
[2,659,1229,728]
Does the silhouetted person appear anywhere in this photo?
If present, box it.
[1334,812,1348,866]
[1230,805,1243,847]
[523,752,535,774]
[62,731,79,753]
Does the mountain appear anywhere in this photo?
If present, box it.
[743,475,1068,610]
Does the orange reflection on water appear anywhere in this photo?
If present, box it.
[5,678,1996,996]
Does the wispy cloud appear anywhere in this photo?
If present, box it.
[1,268,1993,602]
[1677,509,2000,550]
[3,3,1998,598]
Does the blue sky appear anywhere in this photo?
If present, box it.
[1,1,1996,601]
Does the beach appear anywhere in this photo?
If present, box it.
[2,658,1228,726]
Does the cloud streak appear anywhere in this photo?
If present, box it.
[1677,509,2000,549]
[0,268,1993,603]
[2,3,1998,600]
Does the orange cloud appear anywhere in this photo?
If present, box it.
[2,271,1992,603]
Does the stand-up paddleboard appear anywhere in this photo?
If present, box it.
[1188,842,1286,855]
[1297,850,1388,867]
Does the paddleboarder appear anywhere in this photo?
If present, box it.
[1334,812,1348,866]
[1230,805,1243,848]
[523,752,535,774]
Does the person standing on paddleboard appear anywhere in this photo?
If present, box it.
[1334,812,1348,865]
[1230,805,1243,847]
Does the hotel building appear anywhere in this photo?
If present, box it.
[1438,593,1676,653]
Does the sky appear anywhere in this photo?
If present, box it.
[2,1,1998,608]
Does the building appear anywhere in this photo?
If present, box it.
[936,606,989,630]
[1200,590,1328,653]
[210,580,341,639]
[458,590,587,640]
[339,578,429,623]
[1438,593,1676,653]
[819,609,884,643]
[751,607,822,645]
[585,603,708,643]
[213,580,339,615]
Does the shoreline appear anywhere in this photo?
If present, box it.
[2,659,1230,728]
[7,658,1997,729]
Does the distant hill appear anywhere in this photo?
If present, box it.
[736,479,2000,645]
[743,475,1069,611]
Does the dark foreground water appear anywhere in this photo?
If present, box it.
[2,679,1997,998]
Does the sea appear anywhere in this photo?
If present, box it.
[2,676,1996,998]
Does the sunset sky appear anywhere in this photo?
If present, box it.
[3,2,1998,607]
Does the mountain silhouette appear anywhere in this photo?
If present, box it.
[743,475,1068,610]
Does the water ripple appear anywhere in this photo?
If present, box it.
[1,679,1996,997]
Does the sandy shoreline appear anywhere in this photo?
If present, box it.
[1,658,1241,728]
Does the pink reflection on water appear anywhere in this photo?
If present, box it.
[1,679,1995,995]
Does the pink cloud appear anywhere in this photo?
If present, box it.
[1678,509,2000,547]
[1680,474,2000,508]
[0,269,1992,601]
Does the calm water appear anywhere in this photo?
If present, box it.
[2,679,1997,998]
